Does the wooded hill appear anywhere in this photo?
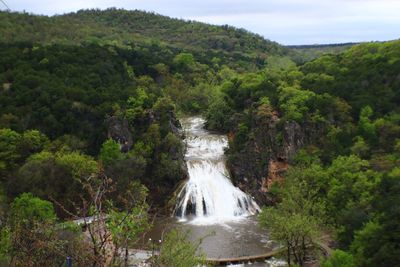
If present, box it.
[0,8,399,267]
[0,8,289,69]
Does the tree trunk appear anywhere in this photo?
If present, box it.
[301,236,307,264]
[124,245,129,267]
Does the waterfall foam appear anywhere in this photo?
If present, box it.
[174,117,260,224]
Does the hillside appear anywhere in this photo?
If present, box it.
[0,7,399,267]
[0,8,289,69]
[287,42,357,63]
[206,39,400,265]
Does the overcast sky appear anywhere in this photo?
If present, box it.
[2,0,399,45]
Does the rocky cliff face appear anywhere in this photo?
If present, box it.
[226,112,321,205]
[106,116,133,152]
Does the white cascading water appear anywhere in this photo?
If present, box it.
[174,117,260,223]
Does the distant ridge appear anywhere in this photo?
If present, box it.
[286,42,359,49]
[0,8,289,63]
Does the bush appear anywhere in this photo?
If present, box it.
[321,249,356,267]
[155,229,207,267]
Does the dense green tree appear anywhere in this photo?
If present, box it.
[205,97,234,131]
[259,166,325,266]
[0,8,399,267]
[358,106,377,144]
[321,249,356,267]
[7,193,59,266]
[10,151,99,216]
[19,130,49,158]
[326,155,380,247]
[278,85,316,122]
[350,136,370,158]
[0,129,20,176]
[350,168,400,266]
[99,139,123,166]
[173,53,196,71]
[233,123,249,150]
[300,41,400,116]
[152,96,176,135]
[10,192,56,227]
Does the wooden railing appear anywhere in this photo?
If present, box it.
[206,247,286,265]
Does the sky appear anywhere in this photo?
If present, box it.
[2,0,399,45]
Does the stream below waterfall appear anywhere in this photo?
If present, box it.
[140,117,283,266]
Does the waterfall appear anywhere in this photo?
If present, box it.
[174,117,260,223]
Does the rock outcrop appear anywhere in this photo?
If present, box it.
[262,159,288,192]
[226,111,322,205]
[106,116,133,152]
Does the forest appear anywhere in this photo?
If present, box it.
[0,8,399,267]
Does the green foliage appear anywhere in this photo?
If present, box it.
[100,139,123,166]
[215,41,399,267]
[358,106,377,144]
[350,168,400,266]
[351,221,383,266]
[144,123,162,150]
[350,136,370,158]
[19,130,49,157]
[263,151,392,265]
[234,123,249,150]
[0,226,11,265]
[107,181,150,266]
[55,151,98,178]
[278,85,316,122]
[153,153,181,182]
[259,166,324,266]
[0,43,137,154]
[0,9,289,70]
[265,55,296,71]
[326,155,378,211]
[102,95,186,209]
[374,113,400,154]
[321,249,356,267]
[0,186,7,221]
[287,155,381,248]
[0,128,50,180]
[107,207,149,248]
[0,128,21,175]
[163,132,182,154]
[156,229,207,267]
[205,96,233,131]
[290,43,355,64]
[300,41,400,116]
[127,87,150,109]
[4,175,143,266]
[173,52,195,70]
[0,8,399,267]
[260,206,320,266]
[10,150,99,216]
[10,193,56,225]
[7,193,61,266]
